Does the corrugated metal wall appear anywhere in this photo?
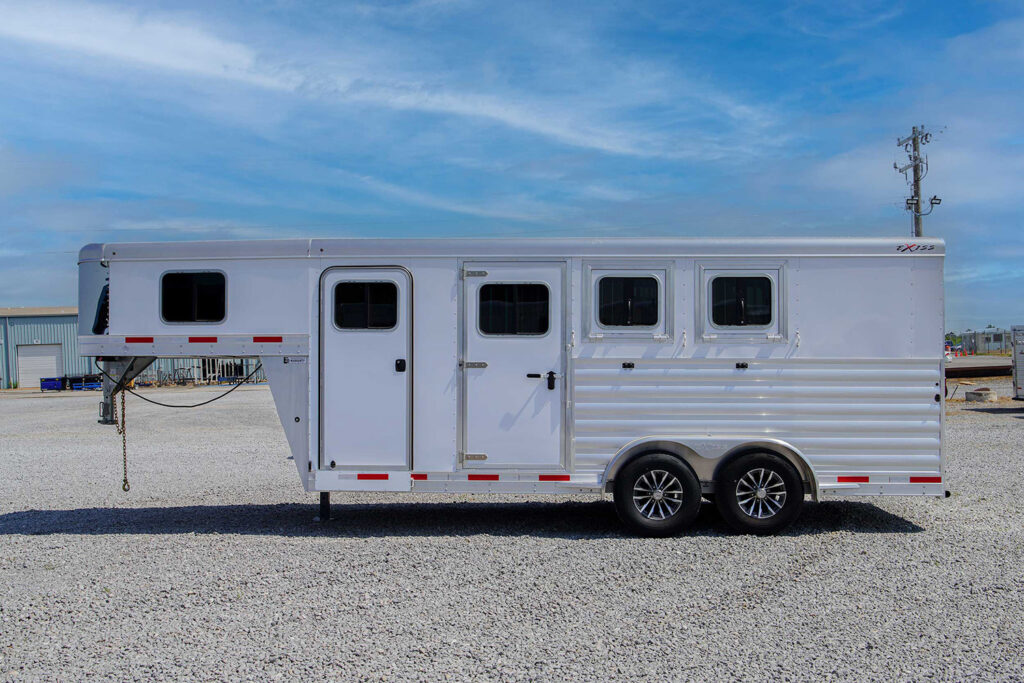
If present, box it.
[1,315,90,388]
[573,357,943,479]
[0,314,265,388]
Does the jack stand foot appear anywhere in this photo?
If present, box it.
[315,492,330,522]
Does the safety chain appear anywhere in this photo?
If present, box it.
[112,391,130,492]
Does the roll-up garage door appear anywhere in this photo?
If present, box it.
[17,344,62,388]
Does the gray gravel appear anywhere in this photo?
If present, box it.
[1,385,1022,681]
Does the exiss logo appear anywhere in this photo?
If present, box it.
[896,243,935,253]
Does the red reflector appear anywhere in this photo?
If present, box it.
[188,336,217,343]
[468,474,499,481]
[125,337,153,343]
[357,473,388,480]
[253,336,283,343]
[539,474,571,482]
[838,476,869,483]
[910,476,942,483]
[410,473,427,481]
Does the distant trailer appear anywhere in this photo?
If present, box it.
[78,237,947,536]
[1014,326,1024,400]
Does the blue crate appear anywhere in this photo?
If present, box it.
[40,377,63,391]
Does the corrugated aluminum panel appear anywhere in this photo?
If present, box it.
[572,357,942,476]
[3,315,92,384]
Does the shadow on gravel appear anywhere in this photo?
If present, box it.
[0,500,923,538]
[964,406,1024,417]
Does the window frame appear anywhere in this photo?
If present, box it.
[477,281,552,338]
[596,275,661,329]
[697,262,787,343]
[583,262,673,342]
[331,279,401,332]
[159,270,228,325]
[709,274,774,330]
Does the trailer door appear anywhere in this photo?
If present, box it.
[463,262,565,469]
[320,268,411,470]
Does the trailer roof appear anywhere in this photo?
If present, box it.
[0,306,78,318]
[80,236,945,262]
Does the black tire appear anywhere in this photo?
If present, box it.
[714,452,804,535]
[614,453,702,537]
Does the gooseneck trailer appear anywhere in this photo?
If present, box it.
[79,237,946,535]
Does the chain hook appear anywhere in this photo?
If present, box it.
[115,390,130,493]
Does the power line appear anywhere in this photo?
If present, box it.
[894,125,942,237]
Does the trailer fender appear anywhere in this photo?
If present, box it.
[602,436,819,500]
[714,440,819,501]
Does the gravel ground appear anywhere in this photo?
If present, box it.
[1,385,1022,681]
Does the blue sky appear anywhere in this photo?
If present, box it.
[0,0,1020,331]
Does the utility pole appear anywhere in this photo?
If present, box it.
[894,125,941,237]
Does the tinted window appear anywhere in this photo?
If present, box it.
[335,282,398,329]
[598,276,658,327]
[711,276,772,326]
[479,283,549,335]
[161,272,226,323]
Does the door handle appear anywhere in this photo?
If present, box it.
[395,359,406,372]
[527,372,560,390]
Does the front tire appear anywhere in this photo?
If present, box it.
[614,454,702,537]
[714,452,804,535]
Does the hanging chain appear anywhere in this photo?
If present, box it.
[113,390,130,492]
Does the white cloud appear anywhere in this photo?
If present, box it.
[336,170,559,223]
[0,1,294,89]
[0,0,776,160]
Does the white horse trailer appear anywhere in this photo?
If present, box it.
[78,237,947,535]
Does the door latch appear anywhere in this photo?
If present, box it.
[395,358,406,372]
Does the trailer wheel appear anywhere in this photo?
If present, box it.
[714,452,804,535]
[614,454,701,537]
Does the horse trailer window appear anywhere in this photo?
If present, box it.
[479,283,549,335]
[161,272,226,323]
[598,276,658,327]
[711,276,772,327]
[334,282,398,329]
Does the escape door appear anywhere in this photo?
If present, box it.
[321,267,411,470]
[462,262,566,469]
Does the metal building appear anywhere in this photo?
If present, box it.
[0,307,87,389]
[1,306,264,389]
[962,328,1011,355]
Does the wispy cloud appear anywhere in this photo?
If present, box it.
[335,170,560,223]
[0,0,777,160]
[0,1,293,89]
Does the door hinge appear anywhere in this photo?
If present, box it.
[463,269,488,279]
[462,452,488,461]
[460,360,488,369]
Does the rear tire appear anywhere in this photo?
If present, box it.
[714,452,804,535]
[614,453,701,537]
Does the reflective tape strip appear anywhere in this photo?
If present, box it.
[837,476,869,483]
[253,336,283,343]
[188,336,217,343]
[909,476,942,483]
[125,337,153,343]
[468,474,499,481]
[410,473,427,481]
[539,474,571,482]
[357,473,389,480]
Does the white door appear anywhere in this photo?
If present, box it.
[321,268,411,470]
[17,344,61,388]
[463,262,565,469]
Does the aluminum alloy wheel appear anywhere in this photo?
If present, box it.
[632,469,684,520]
[735,467,787,519]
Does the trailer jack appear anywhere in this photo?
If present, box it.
[97,356,155,425]
[316,492,331,522]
